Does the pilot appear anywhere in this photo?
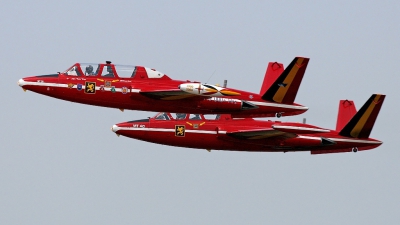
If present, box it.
[85,65,94,76]
[176,113,186,120]
[103,66,114,77]
[74,66,83,76]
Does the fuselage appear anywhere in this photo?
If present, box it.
[111,113,382,153]
[18,62,308,118]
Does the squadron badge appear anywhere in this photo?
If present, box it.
[85,81,96,94]
[105,80,112,88]
[121,87,128,94]
[77,83,83,91]
[175,125,185,137]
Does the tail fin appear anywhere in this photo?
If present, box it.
[261,57,309,104]
[339,94,385,138]
[259,62,284,95]
[336,100,357,131]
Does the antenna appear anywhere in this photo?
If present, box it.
[303,118,306,124]
[223,80,227,88]
[205,70,216,84]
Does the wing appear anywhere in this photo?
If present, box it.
[226,128,296,139]
[139,89,208,100]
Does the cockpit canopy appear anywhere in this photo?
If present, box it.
[153,112,222,121]
[63,62,168,79]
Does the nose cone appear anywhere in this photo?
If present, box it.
[18,78,26,87]
[178,83,186,91]
[18,75,41,86]
[111,124,120,133]
[17,74,59,93]
[111,119,150,139]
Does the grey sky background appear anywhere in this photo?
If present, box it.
[1,0,399,224]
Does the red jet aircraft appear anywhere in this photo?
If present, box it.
[18,57,309,118]
[111,94,385,154]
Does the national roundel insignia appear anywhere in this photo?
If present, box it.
[175,125,185,137]
[85,81,96,94]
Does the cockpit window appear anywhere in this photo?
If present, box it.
[83,64,99,76]
[155,112,170,120]
[131,67,137,78]
[203,114,221,120]
[66,65,83,76]
[114,65,136,78]
[171,113,187,120]
[102,65,115,77]
[65,63,100,77]
[64,63,138,78]
[189,114,202,120]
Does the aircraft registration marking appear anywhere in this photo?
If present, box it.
[207,97,239,104]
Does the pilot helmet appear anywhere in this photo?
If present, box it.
[107,66,113,73]
[85,65,93,74]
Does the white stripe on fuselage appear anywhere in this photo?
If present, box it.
[114,126,218,134]
[297,135,382,144]
[328,138,382,144]
[272,125,330,133]
[18,79,140,93]
[248,101,308,110]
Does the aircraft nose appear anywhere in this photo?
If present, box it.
[111,124,120,133]
[17,78,26,87]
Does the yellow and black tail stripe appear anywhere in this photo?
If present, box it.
[339,94,385,138]
[262,57,309,104]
